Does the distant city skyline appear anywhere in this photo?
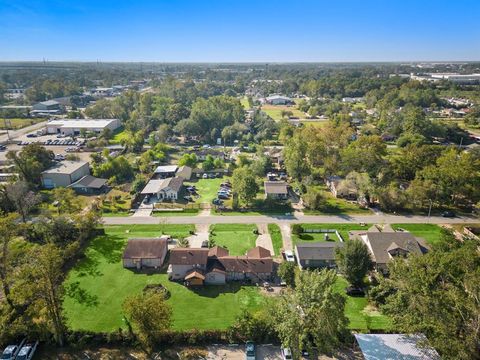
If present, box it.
[1,0,479,62]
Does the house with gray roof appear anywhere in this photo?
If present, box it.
[41,161,90,189]
[141,177,184,201]
[68,175,108,194]
[295,242,344,270]
[360,231,429,272]
[354,333,439,360]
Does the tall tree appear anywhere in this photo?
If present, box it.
[335,240,373,287]
[270,270,349,358]
[0,214,18,308]
[232,167,259,207]
[5,181,40,222]
[7,144,54,185]
[379,234,480,359]
[123,292,172,351]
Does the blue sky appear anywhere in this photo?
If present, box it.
[0,0,479,62]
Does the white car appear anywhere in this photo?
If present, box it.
[1,339,25,360]
[281,348,293,360]
[16,341,38,360]
[284,250,295,262]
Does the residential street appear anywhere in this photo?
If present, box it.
[102,213,480,225]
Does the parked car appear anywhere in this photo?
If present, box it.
[26,133,37,138]
[218,194,229,200]
[212,198,224,205]
[1,339,25,360]
[16,341,38,360]
[54,154,65,161]
[0,145,6,151]
[441,210,455,218]
[345,286,365,297]
[284,250,295,262]
[202,173,208,179]
[183,196,193,202]
[142,195,150,204]
[245,341,256,360]
[301,349,310,359]
[281,348,292,360]
[221,182,231,188]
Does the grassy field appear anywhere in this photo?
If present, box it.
[267,224,283,256]
[391,224,444,246]
[63,224,264,332]
[185,178,225,204]
[240,96,251,109]
[109,128,129,144]
[261,104,305,121]
[334,277,391,331]
[303,187,371,215]
[0,118,44,130]
[293,223,371,244]
[152,209,199,217]
[209,224,258,255]
[300,120,329,128]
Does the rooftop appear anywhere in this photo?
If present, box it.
[123,238,168,260]
[354,334,440,360]
[295,242,344,261]
[154,165,178,173]
[141,177,184,194]
[42,161,88,175]
[264,181,288,194]
[69,175,107,189]
[47,119,119,129]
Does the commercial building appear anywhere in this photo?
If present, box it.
[45,119,121,136]
[41,161,90,188]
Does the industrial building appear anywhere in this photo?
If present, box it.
[45,119,121,136]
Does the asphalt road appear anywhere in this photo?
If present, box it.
[102,213,480,225]
[0,121,47,144]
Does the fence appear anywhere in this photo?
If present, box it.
[303,228,345,242]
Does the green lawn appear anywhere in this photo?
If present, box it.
[391,224,443,246]
[152,209,199,217]
[109,127,129,144]
[63,224,264,332]
[0,118,44,130]
[293,231,340,245]
[261,105,306,121]
[303,187,371,215]
[240,96,251,109]
[334,277,392,331]
[209,224,258,255]
[185,178,225,204]
[268,224,283,256]
[293,223,371,244]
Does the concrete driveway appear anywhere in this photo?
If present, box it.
[187,224,209,248]
[256,223,274,254]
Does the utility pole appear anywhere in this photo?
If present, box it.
[427,199,433,221]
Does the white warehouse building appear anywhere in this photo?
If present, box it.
[45,119,121,136]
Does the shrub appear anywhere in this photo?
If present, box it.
[291,224,303,235]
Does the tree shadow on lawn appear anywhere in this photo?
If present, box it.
[65,281,99,307]
[89,235,126,264]
[188,282,248,298]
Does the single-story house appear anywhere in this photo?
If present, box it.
[354,334,440,360]
[264,181,288,200]
[45,119,121,136]
[360,231,429,273]
[141,177,184,201]
[295,242,345,270]
[325,176,357,200]
[264,95,294,105]
[68,175,108,194]
[122,237,169,269]
[153,165,178,179]
[176,165,192,180]
[168,246,273,285]
[41,161,90,189]
[195,149,227,161]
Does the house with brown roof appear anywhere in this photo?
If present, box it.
[122,237,169,269]
[360,231,429,273]
[168,246,273,286]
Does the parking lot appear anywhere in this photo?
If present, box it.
[207,345,282,360]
